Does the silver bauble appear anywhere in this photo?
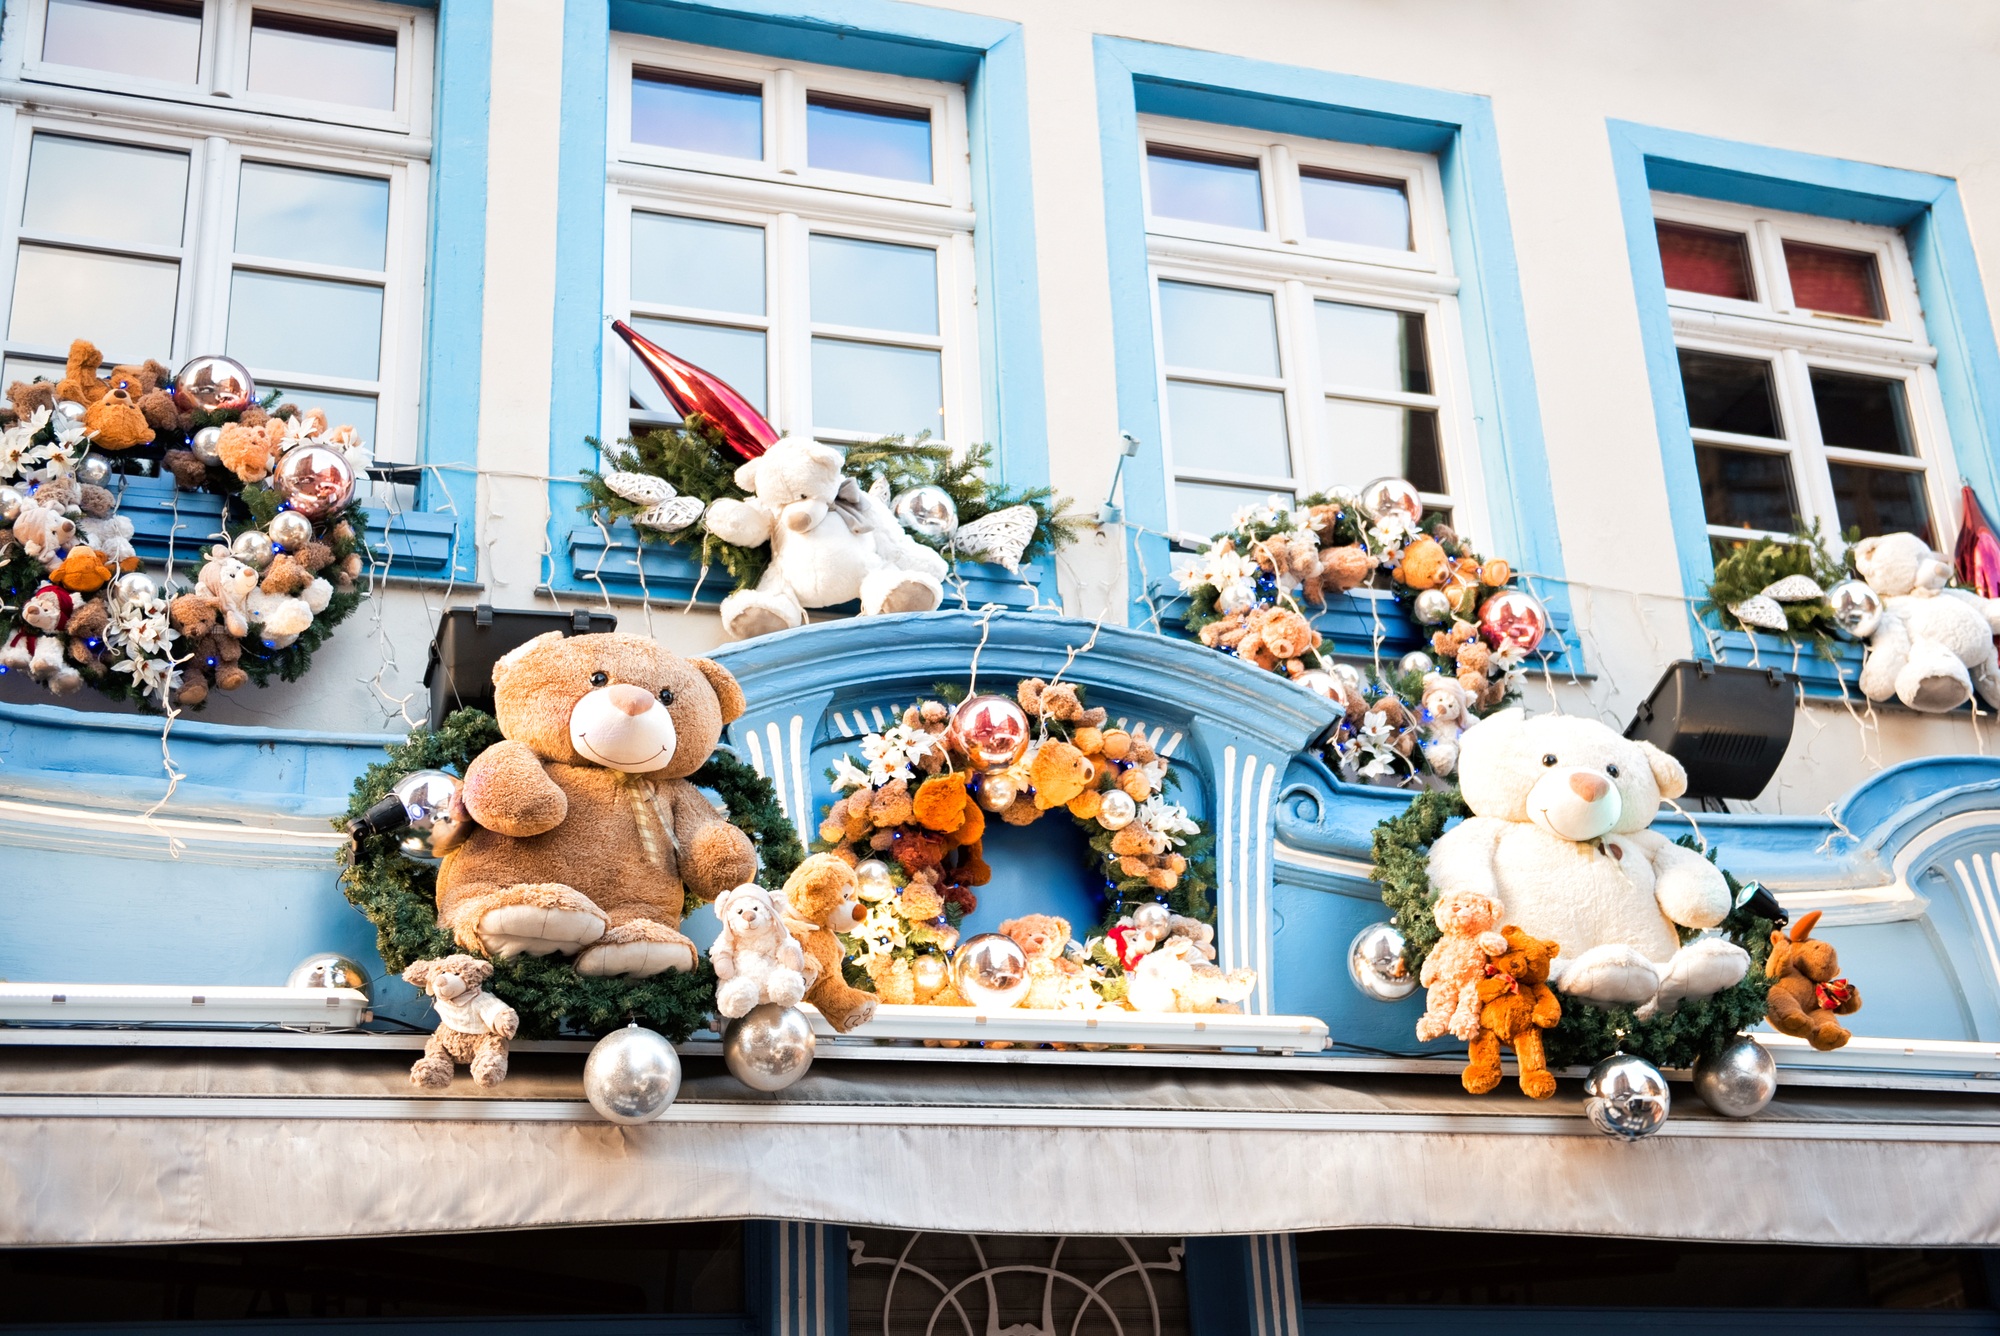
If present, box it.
[52,398,87,427]
[584,1023,682,1123]
[1096,788,1137,830]
[853,858,895,901]
[977,773,1019,812]
[1398,649,1434,676]
[1826,579,1883,640]
[0,485,21,524]
[172,354,256,414]
[1348,921,1417,1001]
[1329,662,1365,694]
[912,953,949,997]
[267,508,314,552]
[1359,476,1424,526]
[1584,1053,1671,1140]
[1691,1036,1777,1119]
[951,932,1030,1009]
[111,571,158,610]
[890,484,959,541]
[273,443,356,520]
[75,454,112,487]
[286,952,371,1002]
[1412,588,1454,625]
[722,1003,816,1092]
[230,529,275,569]
[1292,669,1344,704]
[391,769,463,833]
[1131,902,1171,932]
[191,425,225,466]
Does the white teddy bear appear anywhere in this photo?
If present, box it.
[1427,708,1748,1018]
[710,883,808,1018]
[703,438,946,640]
[196,548,260,638]
[1418,672,1477,777]
[1852,531,2000,713]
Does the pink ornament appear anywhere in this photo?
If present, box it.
[951,694,1031,773]
[612,319,778,461]
[1478,589,1551,654]
[273,444,356,520]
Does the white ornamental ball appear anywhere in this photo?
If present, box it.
[890,485,959,541]
[1584,1053,1671,1140]
[584,1023,683,1123]
[190,425,225,466]
[286,953,371,1004]
[1096,788,1138,830]
[1691,1036,1777,1119]
[951,933,1029,1009]
[111,571,158,611]
[1826,579,1883,640]
[1347,921,1417,1002]
[75,454,112,487]
[230,529,276,569]
[853,859,895,901]
[722,1003,816,1092]
[1398,650,1434,676]
[267,509,314,552]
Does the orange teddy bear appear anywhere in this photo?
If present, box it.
[1461,925,1562,1099]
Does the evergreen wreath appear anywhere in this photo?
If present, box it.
[1369,791,1773,1069]
[338,708,806,1042]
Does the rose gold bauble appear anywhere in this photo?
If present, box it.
[1478,589,1551,654]
[171,354,256,414]
[273,443,356,520]
[951,694,1031,773]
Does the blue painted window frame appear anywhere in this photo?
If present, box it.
[1093,37,1575,667]
[546,0,1051,609]
[1607,120,2000,694]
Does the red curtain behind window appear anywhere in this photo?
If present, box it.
[1784,242,1884,319]
[1657,221,1754,301]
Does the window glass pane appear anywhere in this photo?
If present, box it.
[247,13,397,111]
[632,70,762,160]
[1165,381,1289,478]
[1176,481,1288,539]
[806,95,931,184]
[265,385,378,456]
[1695,444,1798,534]
[1324,399,1443,493]
[631,215,763,317]
[1784,241,1885,320]
[1810,369,1912,455]
[10,246,178,355]
[1300,170,1410,250]
[811,338,941,438]
[1831,464,1932,544]
[42,0,201,84]
[23,135,188,250]
[235,163,389,271]
[630,317,766,416]
[809,236,937,335]
[2,358,65,393]
[1147,147,1263,231]
[226,271,381,380]
[1316,301,1429,394]
[1158,282,1278,378]
[1657,221,1755,302]
[1678,349,1782,438]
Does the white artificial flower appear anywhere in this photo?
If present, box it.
[853,901,906,958]
[1135,797,1200,846]
[830,754,872,793]
[1355,709,1404,779]
[27,437,78,482]
[860,723,936,786]
[113,653,177,704]
[0,410,46,480]
[322,423,373,471]
[1178,546,1259,613]
[51,412,87,452]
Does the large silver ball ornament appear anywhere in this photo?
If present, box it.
[267,508,315,552]
[1691,1036,1777,1119]
[722,1003,816,1092]
[1398,649,1434,676]
[172,354,256,414]
[1096,788,1137,830]
[584,1023,682,1123]
[1826,579,1883,641]
[111,571,158,610]
[75,454,112,487]
[286,952,371,1003]
[1359,476,1424,526]
[391,769,463,833]
[951,932,1030,1009]
[230,529,275,569]
[1412,588,1454,625]
[1328,662,1365,695]
[0,485,22,525]
[976,773,1019,812]
[1348,921,1417,1002]
[1584,1053,1671,1140]
[1131,902,1171,933]
[853,858,895,902]
[53,398,87,427]
[890,484,959,541]
[190,425,225,466]
[273,443,356,521]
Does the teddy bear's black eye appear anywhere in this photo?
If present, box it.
[1606,763,1620,778]
[1541,753,1558,766]
[589,671,608,687]
[657,687,675,706]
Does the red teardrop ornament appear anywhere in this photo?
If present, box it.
[611,319,779,461]
[1956,484,2000,599]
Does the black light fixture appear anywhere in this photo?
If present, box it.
[1625,659,1795,804]
[424,604,618,728]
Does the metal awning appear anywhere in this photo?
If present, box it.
[3,1035,1999,1248]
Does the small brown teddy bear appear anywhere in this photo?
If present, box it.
[5,377,57,423]
[1462,926,1561,1099]
[999,913,1085,1010]
[167,594,249,705]
[912,771,970,832]
[1247,532,1324,605]
[1017,677,1107,728]
[1319,544,1376,595]
[53,339,107,406]
[1030,739,1093,809]
[1390,534,1452,590]
[1765,910,1860,1051]
[81,381,154,450]
[63,597,110,671]
[781,853,879,1033]
[435,632,757,978]
[403,954,518,1089]
[106,361,181,436]
[215,419,285,483]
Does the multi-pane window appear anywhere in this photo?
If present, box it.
[0,0,432,461]
[606,38,978,450]
[1141,117,1475,542]
[1654,194,1952,558]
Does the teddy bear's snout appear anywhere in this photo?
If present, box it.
[431,972,468,1002]
[604,683,654,716]
[1528,766,1622,843]
[569,683,679,772]
[1568,771,1609,802]
[782,499,828,532]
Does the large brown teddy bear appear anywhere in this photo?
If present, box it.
[1461,925,1561,1099]
[434,632,757,977]
[780,853,878,1033]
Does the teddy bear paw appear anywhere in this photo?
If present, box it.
[1551,944,1659,1006]
[575,920,697,977]
[471,885,610,958]
[719,591,803,641]
[715,974,761,1019]
[860,568,942,616]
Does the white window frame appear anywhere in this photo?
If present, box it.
[1139,114,1487,546]
[1655,191,1956,554]
[603,34,980,451]
[0,0,433,464]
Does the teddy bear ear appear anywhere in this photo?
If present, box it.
[732,456,762,490]
[1635,738,1688,800]
[693,657,747,724]
[466,958,494,984]
[492,631,564,691]
[400,960,432,986]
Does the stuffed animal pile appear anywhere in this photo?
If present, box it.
[1851,532,2000,713]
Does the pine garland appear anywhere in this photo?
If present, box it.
[337,709,805,1041]
[1698,524,1851,649]
[843,438,1087,566]
[1369,793,1771,1067]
